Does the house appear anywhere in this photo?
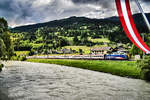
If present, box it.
[91,47,113,55]
[61,48,72,54]
[117,48,128,54]
[112,47,129,54]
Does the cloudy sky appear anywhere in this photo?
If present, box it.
[0,0,149,27]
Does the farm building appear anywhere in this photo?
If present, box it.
[91,47,113,55]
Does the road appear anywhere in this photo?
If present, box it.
[0,61,150,100]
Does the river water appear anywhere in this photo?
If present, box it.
[0,61,150,100]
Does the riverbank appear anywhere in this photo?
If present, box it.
[26,59,141,79]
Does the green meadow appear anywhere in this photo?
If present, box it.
[15,51,30,56]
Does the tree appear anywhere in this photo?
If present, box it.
[73,35,79,45]
[129,44,143,57]
[0,18,14,60]
[0,38,6,58]
[79,49,83,55]
[129,33,150,57]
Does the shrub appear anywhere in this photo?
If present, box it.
[11,56,27,61]
[137,56,150,81]
[11,56,18,60]
[19,56,27,61]
[0,64,4,71]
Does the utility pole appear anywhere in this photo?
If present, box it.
[135,0,150,32]
[142,33,145,59]
[90,43,92,59]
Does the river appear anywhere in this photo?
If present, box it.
[0,61,150,100]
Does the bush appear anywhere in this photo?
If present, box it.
[19,56,27,61]
[11,56,27,61]
[0,64,4,71]
[137,56,150,81]
[11,56,18,60]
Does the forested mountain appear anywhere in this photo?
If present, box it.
[12,13,150,33]
[11,13,150,55]
[12,16,120,33]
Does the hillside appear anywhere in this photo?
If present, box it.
[12,16,120,33]
[12,13,150,33]
[11,13,150,54]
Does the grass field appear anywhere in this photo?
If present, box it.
[64,37,110,43]
[89,38,110,43]
[15,51,30,56]
[26,59,141,79]
[63,46,91,54]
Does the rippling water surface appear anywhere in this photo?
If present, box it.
[0,61,150,100]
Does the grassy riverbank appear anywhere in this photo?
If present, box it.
[26,59,141,79]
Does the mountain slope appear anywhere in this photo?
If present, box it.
[12,16,120,32]
[11,13,150,33]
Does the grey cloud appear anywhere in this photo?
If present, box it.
[143,0,150,2]
[0,0,149,27]
[1,0,79,27]
[71,0,114,8]
[0,0,33,17]
[0,0,35,26]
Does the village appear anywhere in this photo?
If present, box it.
[27,46,130,60]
